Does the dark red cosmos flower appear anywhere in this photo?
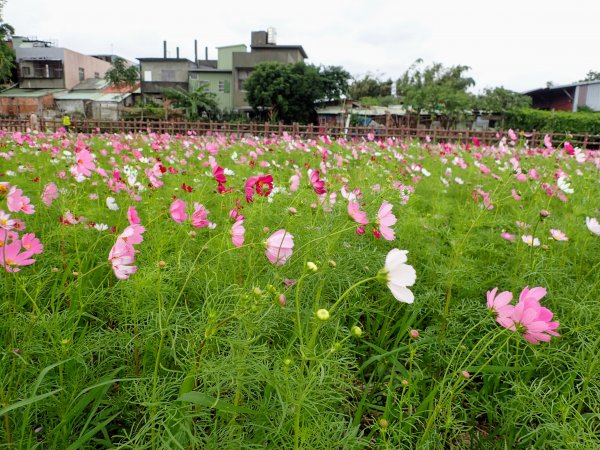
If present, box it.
[181,183,193,193]
[255,175,273,197]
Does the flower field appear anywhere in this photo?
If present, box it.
[1,128,599,449]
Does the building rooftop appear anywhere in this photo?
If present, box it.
[0,88,66,98]
[251,44,307,58]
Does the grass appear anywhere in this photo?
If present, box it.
[0,129,599,449]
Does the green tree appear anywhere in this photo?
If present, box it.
[475,87,531,112]
[104,57,139,89]
[0,0,15,84]
[244,62,350,123]
[162,84,219,120]
[396,59,475,127]
[581,70,600,82]
[349,75,392,100]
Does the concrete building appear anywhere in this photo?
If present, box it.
[13,36,111,90]
[138,57,195,101]
[190,30,307,112]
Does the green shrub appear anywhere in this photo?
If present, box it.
[505,108,600,134]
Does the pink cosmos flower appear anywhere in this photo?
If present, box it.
[245,176,259,203]
[377,200,397,241]
[191,203,210,229]
[127,206,140,225]
[231,219,245,248]
[265,229,294,266]
[309,170,326,195]
[509,292,559,344]
[511,189,521,201]
[7,187,35,215]
[348,201,368,225]
[289,174,300,192]
[501,230,516,242]
[21,233,43,255]
[119,224,145,245]
[42,182,59,207]
[522,235,540,246]
[586,217,600,236]
[486,288,514,328]
[549,229,568,241]
[0,240,36,272]
[170,199,188,223]
[110,253,137,280]
[544,134,553,149]
[75,150,96,177]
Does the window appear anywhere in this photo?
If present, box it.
[161,70,176,82]
[218,80,225,92]
[94,72,100,79]
[144,70,152,82]
[22,66,31,76]
[198,80,210,92]
[78,67,85,81]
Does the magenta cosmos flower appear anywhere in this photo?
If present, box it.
[127,206,141,225]
[377,200,397,241]
[170,199,188,223]
[21,233,44,255]
[265,229,294,266]
[309,170,326,195]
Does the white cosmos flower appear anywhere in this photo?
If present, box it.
[521,235,540,246]
[586,217,600,236]
[94,223,108,231]
[106,196,119,211]
[557,176,574,194]
[382,249,417,304]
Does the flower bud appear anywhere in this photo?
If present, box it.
[328,259,337,268]
[253,286,264,296]
[379,419,389,429]
[356,226,365,236]
[306,261,318,272]
[461,370,471,379]
[409,329,420,339]
[288,207,297,215]
[539,209,550,220]
[278,294,287,306]
[351,325,363,338]
[316,309,330,321]
[158,260,167,268]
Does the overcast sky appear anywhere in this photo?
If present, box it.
[5,0,600,93]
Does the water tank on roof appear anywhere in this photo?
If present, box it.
[267,27,277,45]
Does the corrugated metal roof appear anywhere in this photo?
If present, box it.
[0,88,65,98]
[72,78,109,90]
[54,91,131,102]
[316,105,407,116]
[54,91,103,101]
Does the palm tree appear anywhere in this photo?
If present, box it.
[162,84,220,121]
